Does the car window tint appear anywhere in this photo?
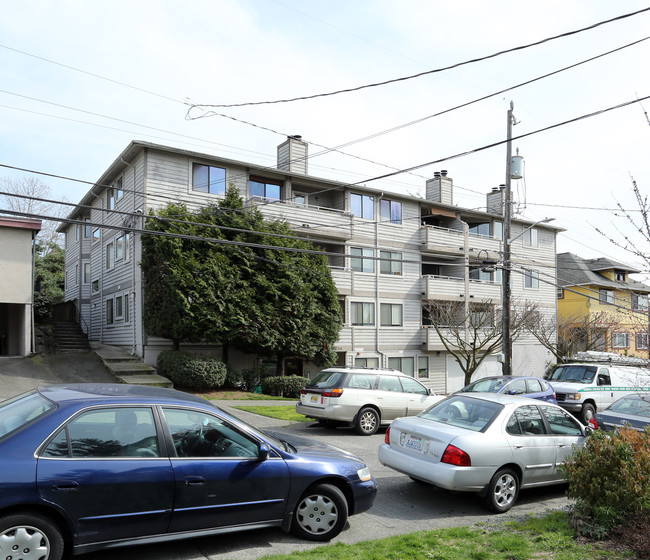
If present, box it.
[420,396,502,432]
[400,377,428,395]
[43,407,159,458]
[513,405,546,435]
[610,397,650,417]
[506,413,523,435]
[463,378,507,392]
[347,374,377,390]
[306,371,346,389]
[377,376,402,392]
[0,392,56,440]
[540,405,583,435]
[526,379,543,393]
[163,408,259,459]
[507,380,528,395]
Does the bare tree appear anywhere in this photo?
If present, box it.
[0,176,69,251]
[422,298,539,387]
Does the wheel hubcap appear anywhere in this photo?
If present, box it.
[494,474,517,508]
[296,494,339,535]
[361,413,376,432]
[0,526,50,560]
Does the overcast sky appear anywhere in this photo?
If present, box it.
[1,0,650,274]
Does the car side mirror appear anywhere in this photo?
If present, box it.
[258,443,270,461]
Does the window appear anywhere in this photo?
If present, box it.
[84,218,91,238]
[351,193,374,220]
[380,199,402,224]
[92,228,100,243]
[524,269,539,289]
[350,247,374,273]
[106,299,114,325]
[75,224,79,241]
[92,280,99,293]
[294,192,307,206]
[249,177,281,200]
[493,221,503,240]
[124,293,130,323]
[470,266,493,282]
[468,222,490,237]
[115,295,123,319]
[418,356,429,378]
[600,289,614,304]
[612,332,629,348]
[632,293,648,311]
[522,228,539,247]
[83,262,90,284]
[116,235,124,260]
[107,189,115,211]
[43,407,159,458]
[354,357,379,368]
[74,264,79,286]
[557,288,565,299]
[388,357,415,377]
[351,302,375,326]
[106,242,115,269]
[615,269,626,282]
[636,333,648,350]
[193,163,226,195]
[380,303,403,326]
[380,251,402,275]
[507,405,546,436]
[400,376,427,393]
[124,232,131,262]
[115,177,124,201]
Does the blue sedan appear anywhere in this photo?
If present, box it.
[0,384,377,559]
[459,376,557,403]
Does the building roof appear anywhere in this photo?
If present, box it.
[0,216,42,232]
[557,252,650,293]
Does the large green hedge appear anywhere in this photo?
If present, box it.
[157,350,227,391]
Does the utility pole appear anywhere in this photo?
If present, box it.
[502,102,514,376]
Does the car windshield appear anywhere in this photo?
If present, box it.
[419,396,503,432]
[0,391,56,440]
[306,371,346,389]
[609,396,650,418]
[461,378,508,393]
[550,365,597,384]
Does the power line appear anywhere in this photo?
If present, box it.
[187,6,650,109]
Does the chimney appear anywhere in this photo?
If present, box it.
[277,135,308,175]
[426,171,453,205]
[486,185,505,215]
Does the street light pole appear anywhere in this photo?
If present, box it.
[502,102,514,376]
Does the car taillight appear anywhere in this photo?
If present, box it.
[589,417,599,430]
[385,427,391,444]
[300,389,307,394]
[441,444,471,466]
[323,388,343,398]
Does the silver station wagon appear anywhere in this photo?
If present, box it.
[296,367,443,435]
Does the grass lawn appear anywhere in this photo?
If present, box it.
[256,512,632,560]
[233,405,311,423]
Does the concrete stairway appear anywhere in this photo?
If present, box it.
[52,322,91,352]
[93,344,173,388]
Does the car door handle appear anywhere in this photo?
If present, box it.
[513,444,524,449]
[51,480,79,491]
[185,476,205,486]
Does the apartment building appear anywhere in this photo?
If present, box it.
[60,138,559,392]
[557,252,650,359]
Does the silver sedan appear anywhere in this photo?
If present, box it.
[378,393,588,512]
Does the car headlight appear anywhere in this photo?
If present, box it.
[565,393,582,401]
[357,466,372,481]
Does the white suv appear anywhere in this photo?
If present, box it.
[296,367,444,435]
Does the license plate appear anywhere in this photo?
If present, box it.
[310,395,320,403]
[405,435,423,451]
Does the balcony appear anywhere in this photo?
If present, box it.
[251,199,353,240]
[423,326,496,352]
[422,225,502,260]
[423,275,501,303]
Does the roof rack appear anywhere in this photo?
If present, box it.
[565,351,650,367]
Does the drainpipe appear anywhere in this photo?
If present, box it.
[31,230,37,355]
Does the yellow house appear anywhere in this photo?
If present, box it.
[557,252,650,359]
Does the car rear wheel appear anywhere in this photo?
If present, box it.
[483,468,519,513]
[355,407,379,435]
[0,513,64,560]
[291,483,348,541]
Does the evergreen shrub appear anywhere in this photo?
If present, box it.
[157,350,227,391]
[261,375,308,398]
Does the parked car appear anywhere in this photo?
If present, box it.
[378,393,588,513]
[588,393,650,432]
[458,375,556,403]
[0,384,377,560]
[296,367,444,435]
[549,362,650,424]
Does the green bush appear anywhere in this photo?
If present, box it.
[261,375,308,398]
[560,426,650,536]
[157,350,227,391]
[224,367,260,392]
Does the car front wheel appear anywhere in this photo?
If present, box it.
[355,407,379,435]
[0,513,64,560]
[580,403,596,425]
[291,483,348,541]
[483,468,519,513]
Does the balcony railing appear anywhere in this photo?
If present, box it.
[422,225,502,260]
[423,275,501,302]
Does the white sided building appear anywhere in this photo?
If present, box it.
[59,138,558,393]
